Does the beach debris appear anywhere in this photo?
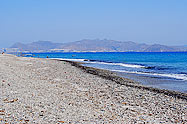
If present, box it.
[122,102,127,105]
[0,110,5,113]
[0,109,5,115]
[148,113,152,116]
[58,121,65,123]
[4,98,18,103]
[25,120,29,122]
[3,98,8,101]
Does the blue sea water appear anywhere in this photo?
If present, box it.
[21,52,187,93]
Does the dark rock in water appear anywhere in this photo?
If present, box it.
[180,72,187,75]
[145,66,170,70]
[145,66,156,69]
[89,60,98,62]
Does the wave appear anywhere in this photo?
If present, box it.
[52,58,146,68]
[84,60,145,68]
[111,70,187,81]
[51,58,173,71]
[86,60,175,70]
[49,58,86,62]
[49,58,187,81]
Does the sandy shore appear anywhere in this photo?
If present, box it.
[0,54,186,123]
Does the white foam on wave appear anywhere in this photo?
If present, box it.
[111,70,187,81]
[49,58,187,81]
[49,58,86,62]
[88,61,145,68]
[49,58,145,68]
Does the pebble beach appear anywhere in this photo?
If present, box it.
[0,54,186,123]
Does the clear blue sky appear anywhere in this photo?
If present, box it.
[0,0,187,47]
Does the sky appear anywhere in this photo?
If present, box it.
[0,0,187,48]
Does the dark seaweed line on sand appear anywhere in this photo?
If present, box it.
[59,60,187,100]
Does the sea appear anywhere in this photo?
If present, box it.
[21,52,187,93]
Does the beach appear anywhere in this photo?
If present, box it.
[0,54,186,123]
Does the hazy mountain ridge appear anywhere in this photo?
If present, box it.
[10,39,187,52]
[11,41,61,51]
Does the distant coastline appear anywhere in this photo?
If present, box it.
[3,39,187,53]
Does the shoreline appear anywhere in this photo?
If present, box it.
[20,52,187,93]
[1,54,186,123]
[59,60,187,100]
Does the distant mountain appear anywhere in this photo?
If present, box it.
[172,45,187,51]
[10,39,187,52]
[60,39,150,52]
[11,41,62,51]
[143,44,177,52]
